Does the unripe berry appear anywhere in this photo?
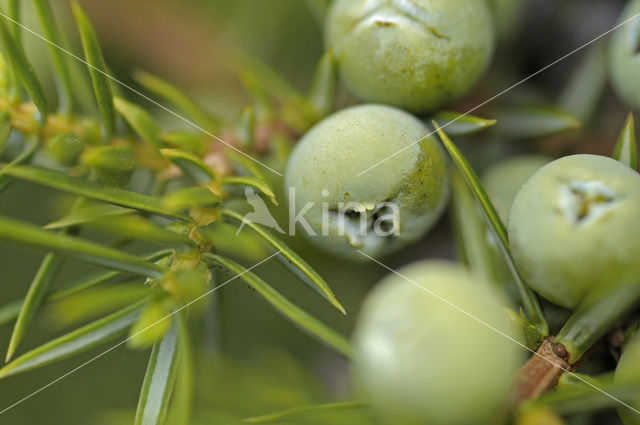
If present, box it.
[284,104,449,260]
[483,155,550,223]
[325,0,495,113]
[610,0,640,111]
[508,155,640,309]
[45,132,85,167]
[352,260,522,425]
[82,146,136,187]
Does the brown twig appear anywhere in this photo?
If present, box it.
[512,336,573,404]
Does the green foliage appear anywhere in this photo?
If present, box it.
[162,187,221,212]
[0,137,38,193]
[558,43,607,124]
[220,176,276,204]
[166,313,193,425]
[114,96,164,149]
[160,148,216,184]
[6,252,62,361]
[0,4,347,417]
[307,48,338,119]
[160,131,207,156]
[497,104,580,139]
[0,2,639,424]
[0,253,169,328]
[556,274,640,364]
[71,1,115,138]
[0,301,145,379]
[0,109,11,153]
[450,171,496,283]
[0,215,165,278]
[133,69,220,132]
[44,200,133,229]
[431,111,497,136]
[221,209,346,314]
[0,21,48,119]
[32,0,75,113]
[434,124,548,338]
[128,299,175,349]
[5,0,21,45]
[614,113,638,171]
[205,254,352,357]
[2,164,189,220]
[46,283,154,329]
[245,401,368,423]
[524,377,640,416]
[134,320,180,425]
[235,104,255,148]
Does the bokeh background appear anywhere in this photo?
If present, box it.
[0,0,632,424]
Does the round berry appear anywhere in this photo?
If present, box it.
[284,104,449,260]
[325,0,495,113]
[483,155,551,223]
[352,260,522,425]
[508,155,640,309]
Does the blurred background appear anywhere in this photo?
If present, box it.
[0,0,633,423]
